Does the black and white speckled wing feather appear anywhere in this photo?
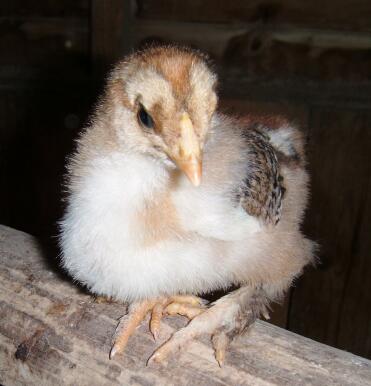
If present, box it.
[235,129,285,225]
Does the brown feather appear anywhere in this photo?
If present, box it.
[235,129,284,225]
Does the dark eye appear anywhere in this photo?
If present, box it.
[137,105,154,129]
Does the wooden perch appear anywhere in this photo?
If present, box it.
[0,225,370,385]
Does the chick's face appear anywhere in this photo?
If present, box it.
[117,50,218,186]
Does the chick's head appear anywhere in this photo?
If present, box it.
[106,46,218,186]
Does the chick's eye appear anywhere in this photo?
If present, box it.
[137,106,154,129]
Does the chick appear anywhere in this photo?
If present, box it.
[60,46,314,366]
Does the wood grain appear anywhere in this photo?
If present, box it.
[135,0,371,32]
[132,20,371,86]
[289,108,371,358]
[91,0,127,84]
[1,225,371,386]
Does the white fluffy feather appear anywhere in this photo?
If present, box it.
[60,138,264,301]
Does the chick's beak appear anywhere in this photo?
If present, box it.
[171,113,202,187]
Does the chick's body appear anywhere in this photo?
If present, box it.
[60,46,314,364]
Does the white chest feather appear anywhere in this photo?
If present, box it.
[60,152,261,301]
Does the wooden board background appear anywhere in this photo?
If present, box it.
[135,0,371,31]
[0,0,370,359]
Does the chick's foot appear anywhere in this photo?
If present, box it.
[148,287,270,367]
[109,295,206,359]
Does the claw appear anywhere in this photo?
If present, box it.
[212,332,229,367]
[262,308,270,320]
[215,349,225,368]
[150,302,165,341]
[147,348,166,366]
[109,344,120,360]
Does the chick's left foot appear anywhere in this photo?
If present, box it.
[148,287,270,367]
[109,295,206,359]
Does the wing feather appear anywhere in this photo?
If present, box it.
[235,129,284,225]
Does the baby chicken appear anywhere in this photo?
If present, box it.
[60,46,314,366]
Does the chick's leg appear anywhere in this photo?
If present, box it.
[110,295,205,359]
[148,286,270,367]
[110,299,156,359]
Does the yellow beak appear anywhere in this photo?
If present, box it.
[172,113,202,187]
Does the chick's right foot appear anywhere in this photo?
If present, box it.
[109,295,206,359]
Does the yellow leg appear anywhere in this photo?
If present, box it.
[110,300,156,359]
[110,295,206,359]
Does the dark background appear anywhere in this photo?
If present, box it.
[0,0,370,359]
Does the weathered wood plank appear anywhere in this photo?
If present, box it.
[1,225,371,385]
[135,0,371,32]
[132,20,371,84]
[219,78,371,109]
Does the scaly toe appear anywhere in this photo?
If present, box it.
[169,295,208,307]
[110,299,157,359]
[147,348,167,366]
[150,301,167,340]
[165,302,205,319]
[147,334,183,366]
[148,309,213,366]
